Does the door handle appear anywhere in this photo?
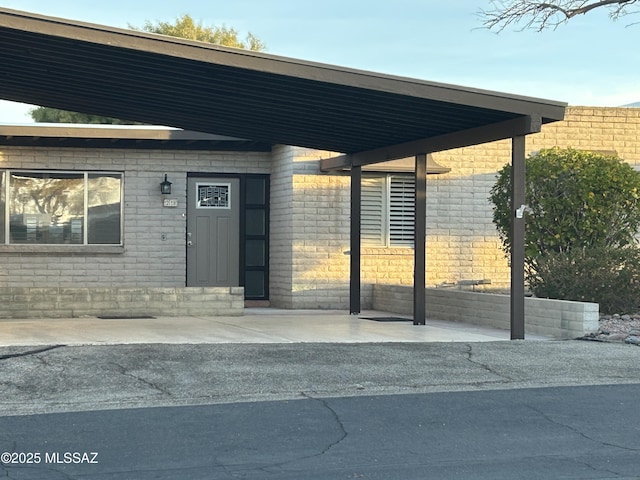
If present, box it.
[187,240,194,247]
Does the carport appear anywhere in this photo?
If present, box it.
[0,7,567,338]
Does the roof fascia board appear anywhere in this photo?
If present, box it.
[332,155,452,174]
[0,8,567,119]
[321,114,542,171]
[0,125,247,142]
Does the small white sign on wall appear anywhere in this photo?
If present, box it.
[163,198,179,208]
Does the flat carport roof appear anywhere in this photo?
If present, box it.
[0,7,567,337]
[0,8,565,156]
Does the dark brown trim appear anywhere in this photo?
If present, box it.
[321,155,451,174]
[321,115,543,170]
[350,165,361,315]
[510,136,526,339]
[413,154,427,325]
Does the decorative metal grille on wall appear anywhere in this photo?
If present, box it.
[197,184,230,208]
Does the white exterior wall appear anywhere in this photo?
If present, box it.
[269,145,295,308]
[1,106,638,313]
[426,106,640,288]
[291,148,353,308]
[268,145,357,309]
[0,146,270,289]
[279,106,640,310]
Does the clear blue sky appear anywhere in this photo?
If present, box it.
[1,0,638,123]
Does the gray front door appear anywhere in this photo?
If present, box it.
[187,177,240,287]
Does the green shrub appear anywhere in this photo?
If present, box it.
[489,148,640,311]
[489,148,640,269]
[529,247,640,314]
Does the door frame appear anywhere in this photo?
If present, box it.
[186,172,269,300]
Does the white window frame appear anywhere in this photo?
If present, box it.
[2,169,124,246]
[361,174,415,248]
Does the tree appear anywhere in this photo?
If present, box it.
[479,0,639,31]
[133,14,266,51]
[29,109,144,124]
[29,14,266,124]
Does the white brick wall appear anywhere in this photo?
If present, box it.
[0,286,244,318]
[425,106,640,288]
[277,107,640,309]
[0,146,270,289]
[2,106,638,313]
[373,284,599,339]
[270,146,360,309]
[269,145,295,308]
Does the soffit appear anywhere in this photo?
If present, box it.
[0,8,566,157]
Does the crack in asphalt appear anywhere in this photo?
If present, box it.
[464,343,513,382]
[246,392,349,475]
[573,457,627,479]
[300,392,348,456]
[32,353,67,376]
[0,345,65,361]
[108,362,171,397]
[528,404,640,453]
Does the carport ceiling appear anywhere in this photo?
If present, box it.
[0,8,566,156]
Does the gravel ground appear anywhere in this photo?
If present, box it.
[591,313,640,344]
[598,313,640,334]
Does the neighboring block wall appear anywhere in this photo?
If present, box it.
[427,106,640,289]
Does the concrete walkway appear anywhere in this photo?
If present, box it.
[0,309,550,346]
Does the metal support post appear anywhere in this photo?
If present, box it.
[510,136,526,339]
[414,153,427,325]
[350,165,361,314]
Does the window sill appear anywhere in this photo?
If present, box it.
[0,245,125,255]
[362,246,414,255]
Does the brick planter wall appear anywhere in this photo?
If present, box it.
[373,284,599,339]
[0,286,244,318]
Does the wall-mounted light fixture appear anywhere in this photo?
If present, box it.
[160,174,172,195]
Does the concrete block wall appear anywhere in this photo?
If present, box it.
[290,147,358,308]
[268,145,295,308]
[281,147,422,309]
[0,145,268,317]
[426,146,510,288]
[0,286,244,318]
[1,106,637,314]
[425,106,640,289]
[373,284,600,339]
[361,248,415,287]
[273,107,640,310]
[0,145,270,289]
